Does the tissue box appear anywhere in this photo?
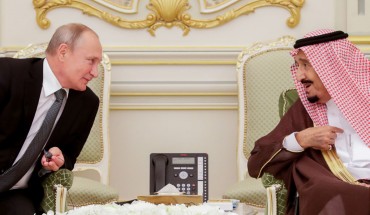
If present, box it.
[206,199,238,211]
[137,195,203,205]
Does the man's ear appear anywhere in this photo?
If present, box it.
[57,43,68,61]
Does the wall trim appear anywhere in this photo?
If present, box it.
[110,106,238,110]
[111,92,237,96]
[33,0,304,36]
[110,60,237,65]
[1,46,239,110]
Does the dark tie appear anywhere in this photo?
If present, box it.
[0,89,66,192]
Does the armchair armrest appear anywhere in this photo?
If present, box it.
[262,173,287,215]
[262,89,298,215]
[40,169,73,213]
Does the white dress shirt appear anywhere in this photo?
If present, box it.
[11,59,68,189]
[283,99,370,180]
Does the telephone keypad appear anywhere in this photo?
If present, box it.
[176,183,193,193]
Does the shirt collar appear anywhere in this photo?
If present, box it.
[43,59,69,97]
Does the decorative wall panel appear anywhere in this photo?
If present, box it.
[34,0,304,36]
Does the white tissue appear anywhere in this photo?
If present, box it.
[156,183,184,195]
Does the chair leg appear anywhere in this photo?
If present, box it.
[55,185,68,213]
[294,193,299,215]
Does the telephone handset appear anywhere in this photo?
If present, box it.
[150,153,208,202]
[152,154,168,193]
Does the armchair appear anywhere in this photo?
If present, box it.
[14,43,119,213]
[223,36,296,215]
[264,88,298,215]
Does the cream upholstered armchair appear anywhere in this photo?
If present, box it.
[14,43,119,213]
[223,36,296,215]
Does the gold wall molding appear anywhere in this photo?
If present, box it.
[111,92,237,96]
[110,105,238,110]
[349,36,370,44]
[348,36,370,53]
[110,60,237,65]
[34,0,304,36]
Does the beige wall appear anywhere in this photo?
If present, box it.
[1,0,359,201]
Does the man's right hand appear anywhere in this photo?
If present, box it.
[295,126,344,150]
[41,147,65,171]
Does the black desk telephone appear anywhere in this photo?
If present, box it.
[150,153,208,202]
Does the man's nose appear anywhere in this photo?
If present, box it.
[90,66,99,78]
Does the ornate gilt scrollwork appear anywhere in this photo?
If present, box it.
[147,0,191,35]
[33,0,305,36]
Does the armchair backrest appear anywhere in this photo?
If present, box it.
[236,36,296,180]
[14,43,112,185]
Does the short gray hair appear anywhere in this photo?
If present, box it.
[45,23,98,55]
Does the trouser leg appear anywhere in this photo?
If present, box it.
[0,189,36,215]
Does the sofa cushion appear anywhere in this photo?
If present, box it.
[222,177,266,208]
[67,176,119,207]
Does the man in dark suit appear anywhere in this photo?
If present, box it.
[0,23,102,214]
